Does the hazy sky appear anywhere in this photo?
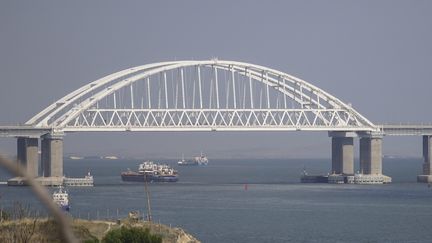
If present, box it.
[0,0,431,159]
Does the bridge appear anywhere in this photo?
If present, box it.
[1,60,431,184]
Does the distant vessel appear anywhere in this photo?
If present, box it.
[177,152,209,166]
[327,173,345,184]
[300,167,392,184]
[63,171,94,186]
[121,161,178,182]
[52,186,70,211]
[346,172,392,184]
[300,167,328,183]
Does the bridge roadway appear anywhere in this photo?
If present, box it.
[1,124,432,137]
[0,125,54,138]
[379,124,432,136]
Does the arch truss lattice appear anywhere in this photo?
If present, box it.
[26,60,377,132]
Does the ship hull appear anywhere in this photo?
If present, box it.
[177,162,199,166]
[63,177,94,187]
[177,161,207,166]
[61,204,70,212]
[121,172,178,182]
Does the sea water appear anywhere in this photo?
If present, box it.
[1,158,432,243]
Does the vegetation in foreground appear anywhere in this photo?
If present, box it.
[0,218,200,243]
[102,226,162,243]
[0,203,199,243]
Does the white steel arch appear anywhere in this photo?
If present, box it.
[26,60,377,132]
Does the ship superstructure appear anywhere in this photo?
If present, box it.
[63,171,94,186]
[52,186,70,211]
[121,161,178,182]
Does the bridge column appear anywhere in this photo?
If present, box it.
[16,137,39,178]
[417,135,432,183]
[329,132,355,175]
[359,135,382,175]
[41,134,63,178]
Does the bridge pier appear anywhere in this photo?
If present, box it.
[326,132,391,184]
[359,135,382,174]
[417,135,432,183]
[330,132,355,175]
[41,134,63,178]
[8,134,64,186]
[16,137,39,178]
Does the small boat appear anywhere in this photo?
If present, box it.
[177,152,209,166]
[52,186,70,211]
[177,154,187,166]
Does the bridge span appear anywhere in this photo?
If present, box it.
[380,124,432,136]
[1,60,431,184]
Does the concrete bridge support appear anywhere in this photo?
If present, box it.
[41,134,63,178]
[359,136,382,175]
[16,137,39,178]
[330,132,354,175]
[417,135,432,183]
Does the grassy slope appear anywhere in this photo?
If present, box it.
[0,218,200,243]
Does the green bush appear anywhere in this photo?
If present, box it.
[102,226,162,243]
[84,239,100,243]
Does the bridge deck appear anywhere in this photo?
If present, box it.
[0,126,52,138]
[1,124,432,137]
[380,124,432,136]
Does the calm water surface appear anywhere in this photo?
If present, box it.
[1,158,432,243]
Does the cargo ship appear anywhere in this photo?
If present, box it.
[177,152,209,166]
[300,168,392,184]
[121,161,178,182]
[300,168,328,183]
[63,171,94,186]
